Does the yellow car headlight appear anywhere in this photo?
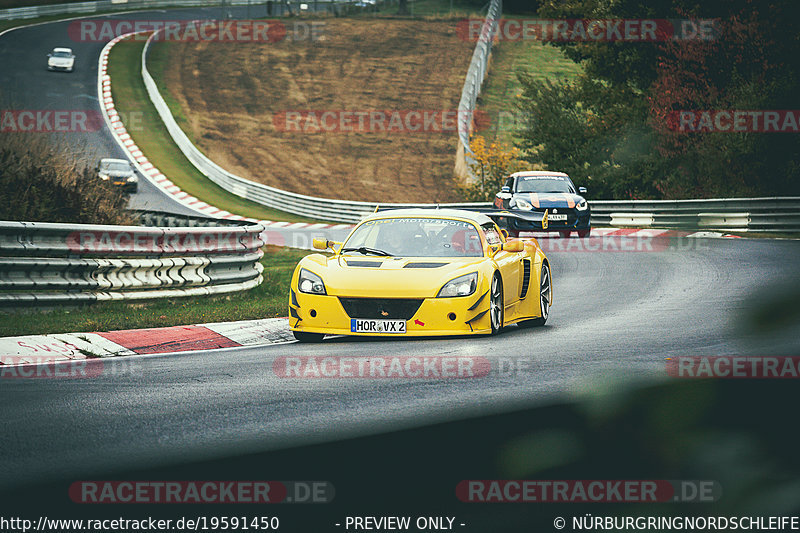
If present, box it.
[437,272,477,298]
[298,268,326,295]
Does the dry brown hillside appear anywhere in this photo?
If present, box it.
[157,18,475,203]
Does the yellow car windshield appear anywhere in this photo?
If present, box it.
[342,218,484,257]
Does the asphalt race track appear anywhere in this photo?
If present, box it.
[2,238,799,498]
[0,5,273,216]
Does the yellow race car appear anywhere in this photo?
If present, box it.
[288,208,552,342]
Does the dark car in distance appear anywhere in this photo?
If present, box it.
[96,158,138,193]
[494,171,591,238]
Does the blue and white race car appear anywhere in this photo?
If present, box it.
[494,171,591,237]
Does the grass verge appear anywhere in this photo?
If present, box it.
[477,40,583,146]
[371,0,479,17]
[107,35,325,224]
[0,246,311,337]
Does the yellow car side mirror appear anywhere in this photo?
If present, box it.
[312,238,329,250]
[502,239,524,253]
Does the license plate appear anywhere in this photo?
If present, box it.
[350,319,406,334]
[113,181,126,186]
[549,214,568,221]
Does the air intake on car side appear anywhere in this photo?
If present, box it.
[338,298,423,320]
[520,259,531,299]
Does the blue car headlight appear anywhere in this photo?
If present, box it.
[576,198,588,211]
[298,268,326,295]
[437,272,478,298]
[511,197,533,211]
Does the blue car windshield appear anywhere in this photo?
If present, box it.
[516,176,574,194]
[342,218,484,257]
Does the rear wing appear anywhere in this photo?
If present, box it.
[374,205,549,230]
[474,208,549,231]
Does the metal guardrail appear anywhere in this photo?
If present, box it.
[589,197,800,232]
[0,221,265,306]
[456,0,501,177]
[134,210,250,228]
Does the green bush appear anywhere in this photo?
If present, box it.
[512,0,800,199]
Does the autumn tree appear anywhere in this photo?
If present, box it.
[459,135,527,201]
[513,0,800,198]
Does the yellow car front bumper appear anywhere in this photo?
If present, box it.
[289,290,493,337]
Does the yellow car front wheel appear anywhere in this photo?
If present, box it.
[519,262,551,328]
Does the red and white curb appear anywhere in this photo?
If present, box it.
[521,228,736,239]
[97,33,351,238]
[0,317,294,366]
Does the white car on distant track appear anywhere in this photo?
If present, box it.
[47,47,75,72]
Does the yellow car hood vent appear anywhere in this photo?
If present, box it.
[344,260,384,267]
[403,262,447,268]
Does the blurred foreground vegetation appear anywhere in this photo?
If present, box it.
[0,132,132,225]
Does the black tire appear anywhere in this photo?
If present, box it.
[519,263,551,327]
[293,331,325,343]
[490,273,504,334]
[577,228,591,238]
